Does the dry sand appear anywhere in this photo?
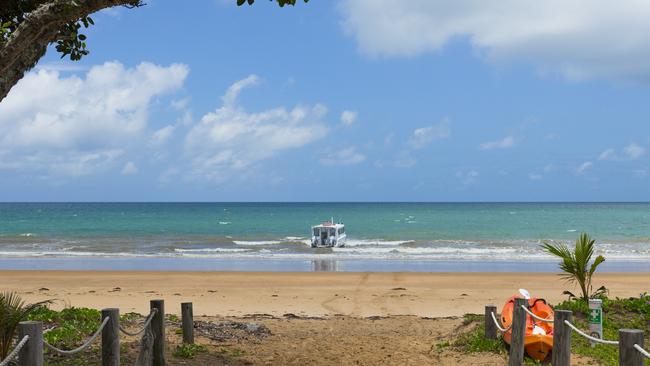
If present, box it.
[2,271,648,317]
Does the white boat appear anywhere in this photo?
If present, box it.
[311,219,346,248]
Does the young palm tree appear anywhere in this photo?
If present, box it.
[0,292,49,359]
[541,233,607,302]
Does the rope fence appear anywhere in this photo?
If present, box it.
[0,335,30,366]
[563,319,619,345]
[520,305,554,323]
[119,308,157,337]
[485,303,650,366]
[490,311,511,333]
[43,316,110,356]
[633,344,650,359]
[5,299,177,366]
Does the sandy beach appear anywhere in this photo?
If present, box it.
[4,270,643,364]
[2,271,648,317]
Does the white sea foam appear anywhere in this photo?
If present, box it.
[344,239,415,247]
[284,236,305,241]
[174,248,251,253]
[233,240,282,246]
[219,221,231,225]
[19,233,35,237]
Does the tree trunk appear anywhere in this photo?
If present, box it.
[0,0,138,102]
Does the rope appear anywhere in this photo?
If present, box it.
[563,320,619,345]
[520,305,554,323]
[120,309,157,336]
[44,316,110,355]
[490,311,511,333]
[0,335,29,366]
[634,344,650,359]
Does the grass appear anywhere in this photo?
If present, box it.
[449,295,650,365]
[172,343,207,359]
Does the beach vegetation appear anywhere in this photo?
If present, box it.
[541,233,607,302]
[554,294,650,365]
[0,292,50,359]
[172,343,207,359]
[29,305,101,349]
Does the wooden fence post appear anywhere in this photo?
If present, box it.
[181,302,194,344]
[150,299,166,366]
[508,298,527,366]
[18,321,43,366]
[619,329,644,366]
[485,305,497,340]
[552,310,572,366]
[101,308,120,366]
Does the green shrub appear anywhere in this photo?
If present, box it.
[172,343,207,359]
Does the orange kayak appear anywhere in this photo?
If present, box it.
[501,294,554,361]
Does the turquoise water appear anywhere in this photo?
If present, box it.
[1,203,650,267]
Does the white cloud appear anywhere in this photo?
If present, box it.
[528,173,543,181]
[576,161,593,175]
[479,136,515,150]
[408,117,451,149]
[456,169,479,185]
[0,61,188,175]
[340,110,358,125]
[121,161,138,175]
[624,143,646,159]
[598,143,645,161]
[339,0,650,80]
[149,125,176,147]
[171,98,190,111]
[598,148,617,161]
[320,146,366,166]
[184,75,329,182]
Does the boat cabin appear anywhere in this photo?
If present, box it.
[311,221,346,248]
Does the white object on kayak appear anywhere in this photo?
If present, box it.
[519,288,531,299]
[532,325,547,335]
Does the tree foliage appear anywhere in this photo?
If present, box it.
[541,233,607,302]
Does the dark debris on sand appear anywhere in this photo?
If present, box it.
[193,320,271,342]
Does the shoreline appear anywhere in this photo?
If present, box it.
[2,257,650,272]
[2,270,648,318]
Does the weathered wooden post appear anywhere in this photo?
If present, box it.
[18,321,43,366]
[485,305,497,340]
[181,302,194,344]
[150,299,166,366]
[508,298,527,366]
[552,310,572,366]
[619,329,644,366]
[101,308,120,366]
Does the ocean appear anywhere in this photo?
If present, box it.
[1,202,649,271]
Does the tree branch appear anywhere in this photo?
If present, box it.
[0,0,139,102]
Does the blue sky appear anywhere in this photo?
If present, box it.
[1,0,650,201]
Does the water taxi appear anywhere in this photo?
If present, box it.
[311,220,346,248]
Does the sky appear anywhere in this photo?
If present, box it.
[1,0,650,202]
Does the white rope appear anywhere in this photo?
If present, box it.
[634,344,650,359]
[120,309,157,336]
[0,335,30,366]
[564,320,619,345]
[520,305,554,323]
[44,316,110,355]
[490,311,511,333]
